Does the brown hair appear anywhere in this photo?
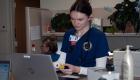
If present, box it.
[70,0,92,17]
[42,34,58,54]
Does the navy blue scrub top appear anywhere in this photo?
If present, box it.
[61,27,109,67]
[51,53,60,62]
[42,52,60,62]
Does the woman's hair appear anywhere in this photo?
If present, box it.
[42,34,58,54]
[70,0,92,16]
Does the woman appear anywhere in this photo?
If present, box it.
[41,35,60,67]
[60,0,109,75]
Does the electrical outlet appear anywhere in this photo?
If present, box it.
[0,25,7,31]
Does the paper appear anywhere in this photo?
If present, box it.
[31,26,41,40]
[102,72,120,80]
[61,75,80,79]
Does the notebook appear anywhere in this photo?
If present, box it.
[11,53,59,80]
[0,61,10,80]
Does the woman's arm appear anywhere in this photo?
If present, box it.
[61,56,107,75]
[79,56,107,75]
[53,52,66,68]
[96,56,107,68]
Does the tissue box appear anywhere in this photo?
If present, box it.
[87,68,120,80]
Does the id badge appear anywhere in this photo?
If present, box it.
[69,35,78,46]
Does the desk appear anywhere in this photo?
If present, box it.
[59,77,140,80]
[58,73,86,80]
[10,73,140,80]
[59,77,86,80]
[58,72,140,80]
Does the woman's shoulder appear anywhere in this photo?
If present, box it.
[51,53,60,62]
[63,28,75,39]
[90,27,105,36]
[65,28,75,35]
[51,53,60,57]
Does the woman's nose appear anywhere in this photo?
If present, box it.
[73,20,79,25]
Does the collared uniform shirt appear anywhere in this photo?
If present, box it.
[61,27,109,67]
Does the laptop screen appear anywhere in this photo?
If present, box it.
[0,61,10,80]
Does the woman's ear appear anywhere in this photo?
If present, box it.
[89,15,93,19]
[88,15,93,24]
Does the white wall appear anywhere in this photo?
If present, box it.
[40,0,123,10]
[40,0,75,10]
[90,0,122,8]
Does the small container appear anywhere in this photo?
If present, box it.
[31,44,36,53]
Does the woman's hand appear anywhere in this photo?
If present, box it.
[60,68,73,75]
[60,64,80,75]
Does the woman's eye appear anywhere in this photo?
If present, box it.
[78,19,83,21]
[71,18,74,21]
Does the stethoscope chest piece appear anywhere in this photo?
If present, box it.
[83,41,92,51]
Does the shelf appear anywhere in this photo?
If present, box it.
[42,32,140,37]
[42,32,64,37]
[105,33,140,37]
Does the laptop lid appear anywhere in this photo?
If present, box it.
[11,53,59,80]
[0,61,10,80]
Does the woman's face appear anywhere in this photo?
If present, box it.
[70,11,90,31]
[41,42,49,53]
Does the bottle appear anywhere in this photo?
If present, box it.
[122,45,134,80]
[31,44,36,54]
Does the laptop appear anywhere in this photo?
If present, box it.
[11,53,59,80]
[0,61,10,80]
